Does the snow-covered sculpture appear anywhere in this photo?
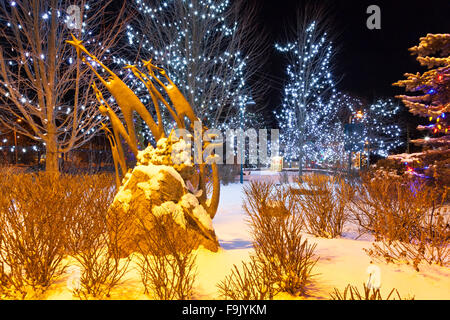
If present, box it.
[67,35,220,255]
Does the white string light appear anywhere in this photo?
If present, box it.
[275,22,340,165]
[115,0,255,142]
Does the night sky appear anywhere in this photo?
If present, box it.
[253,0,450,135]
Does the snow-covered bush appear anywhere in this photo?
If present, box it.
[293,174,353,238]
[374,157,406,176]
[135,209,199,300]
[243,181,318,296]
[330,283,413,300]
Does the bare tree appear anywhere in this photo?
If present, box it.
[0,0,127,173]
[276,6,340,176]
[122,0,269,130]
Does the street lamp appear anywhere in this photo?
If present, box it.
[355,110,363,120]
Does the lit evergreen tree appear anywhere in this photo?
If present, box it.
[393,33,449,185]
[394,33,449,148]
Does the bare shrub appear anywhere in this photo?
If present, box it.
[349,174,425,240]
[64,174,131,299]
[294,174,353,238]
[243,181,318,296]
[0,172,129,299]
[0,165,16,177]
[330,283,414,300]
[0,172,13,299]
[0,173,73,298]
[350,173,449,270]
[135,209,199,300]
[0,261,16,299]
[366,206,449,270]
[243,181,276,215]
[217,257,278,300]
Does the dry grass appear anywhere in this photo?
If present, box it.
[135,210,199,300]
[217,257,278,300]
[293,174,353,238]
[243,181,318,296]
[330,283,414,300]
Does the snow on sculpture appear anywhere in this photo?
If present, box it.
[67,35,221,255]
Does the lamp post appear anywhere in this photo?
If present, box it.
[13,118,21,164]
[347,115,352,174]
[239,98,256,184]
[240,106,244,184]
[347,111,364,173]
[13,127,17,164]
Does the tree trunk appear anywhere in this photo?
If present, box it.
[298,135,303,178]
[297,109,305,179]
[45,137,59,174]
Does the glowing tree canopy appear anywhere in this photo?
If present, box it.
[394,33,450,147]
[115,0,266,135]
[276,21,339,174]
[341,95,404,158]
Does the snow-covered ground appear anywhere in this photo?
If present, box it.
[45,181,449,300]
[205,183,449,300]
